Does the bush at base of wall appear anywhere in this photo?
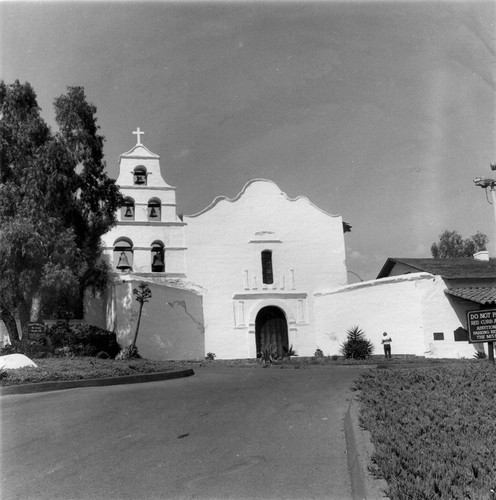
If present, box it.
[0,323,120,359]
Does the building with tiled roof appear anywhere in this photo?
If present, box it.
[377,257,496,281]
[377,255,496,307]
[314,252,496,359]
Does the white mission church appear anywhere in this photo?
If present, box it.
[86,129,348,360]
[84,129,495,360]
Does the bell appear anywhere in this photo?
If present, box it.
[135,174,145,185]
[124,206,133,218]
[149,206,158,218]
[152,253,164,271]
[116,251,131,271]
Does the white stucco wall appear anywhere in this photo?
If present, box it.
[86,277,205,360]
[315,273,483,359]
[185,179,348,359]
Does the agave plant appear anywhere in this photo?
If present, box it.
[259,345,278,364]
[340,326,374,360]
[283,344,297,357]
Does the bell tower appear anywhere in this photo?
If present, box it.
[101,129,187,277]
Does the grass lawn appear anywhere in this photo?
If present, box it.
[0,357,192,386]
[0,352,478,386]
[354,361,496,500]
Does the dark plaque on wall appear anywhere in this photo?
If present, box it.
[28,322,45,340]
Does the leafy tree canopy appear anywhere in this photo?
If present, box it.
[430,230,488,259]
[0,80,122,340]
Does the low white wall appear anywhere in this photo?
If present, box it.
[315,273,481,359]
[85,278,205,360]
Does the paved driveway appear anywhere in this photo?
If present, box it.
[1,365,363,500]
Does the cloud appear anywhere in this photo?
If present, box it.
[349,250,364,260]
[173,149,191,160]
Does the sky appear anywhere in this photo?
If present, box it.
[1,0,495,282]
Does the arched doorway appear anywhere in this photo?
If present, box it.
[255,306,289,358]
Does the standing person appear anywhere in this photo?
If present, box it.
[382,332,392,359]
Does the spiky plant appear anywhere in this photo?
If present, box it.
[259,345,278,364]
[340,326,374,360]
[283,344,297,357]
[474,350,487,359]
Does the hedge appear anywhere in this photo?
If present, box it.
[354,363,496,499]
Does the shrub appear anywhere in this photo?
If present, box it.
[0,342,20,356]
[74,325,120,358]
[116,345,141,360]
[0,338,51,358]
[45,321,72,349]
[205,352,216,361]
[0,321,120,358]
[354,364,496,499]
[259,346,278,364]
[331,354,339,361]
[314,348,324,359]
[340,326,374,360]
[43,322,120,358]
[474,350,487,359]
[283,344,297,357]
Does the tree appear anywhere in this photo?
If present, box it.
[131,282,152,350]
[0,80,121,340]
[430,230,488,259]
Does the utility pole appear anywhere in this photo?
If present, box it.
[473,162,496,362]
[473,164,496,256]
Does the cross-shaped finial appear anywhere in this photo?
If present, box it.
[132,127,145,145]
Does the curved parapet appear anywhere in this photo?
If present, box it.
[186,178,342,220]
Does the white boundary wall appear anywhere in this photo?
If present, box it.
[314,273,483,359]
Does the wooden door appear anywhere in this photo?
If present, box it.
[256,306,289,358]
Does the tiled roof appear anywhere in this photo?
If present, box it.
[377,258,496,279]
[444,287,496,305]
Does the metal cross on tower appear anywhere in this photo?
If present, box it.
[133,127,145,145]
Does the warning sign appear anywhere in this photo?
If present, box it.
[467,310,496,343]
[28,322,45,340]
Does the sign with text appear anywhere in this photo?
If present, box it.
[467,310,496,343]
[27,322,45,340]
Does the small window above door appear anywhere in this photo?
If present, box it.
[261,250,273,284]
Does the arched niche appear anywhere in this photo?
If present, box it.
[151,240,165,272]
[113,238,133,272]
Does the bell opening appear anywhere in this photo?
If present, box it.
[151,252,164,272]
[116,251,132,271]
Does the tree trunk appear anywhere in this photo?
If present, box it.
[30,291,43,323]
[131,303,143,348]
[0,309,20,343]
[17,292,43,340]
[17,299,30,339]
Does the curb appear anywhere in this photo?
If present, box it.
[0,369,195,396]
[344,398,389,500]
